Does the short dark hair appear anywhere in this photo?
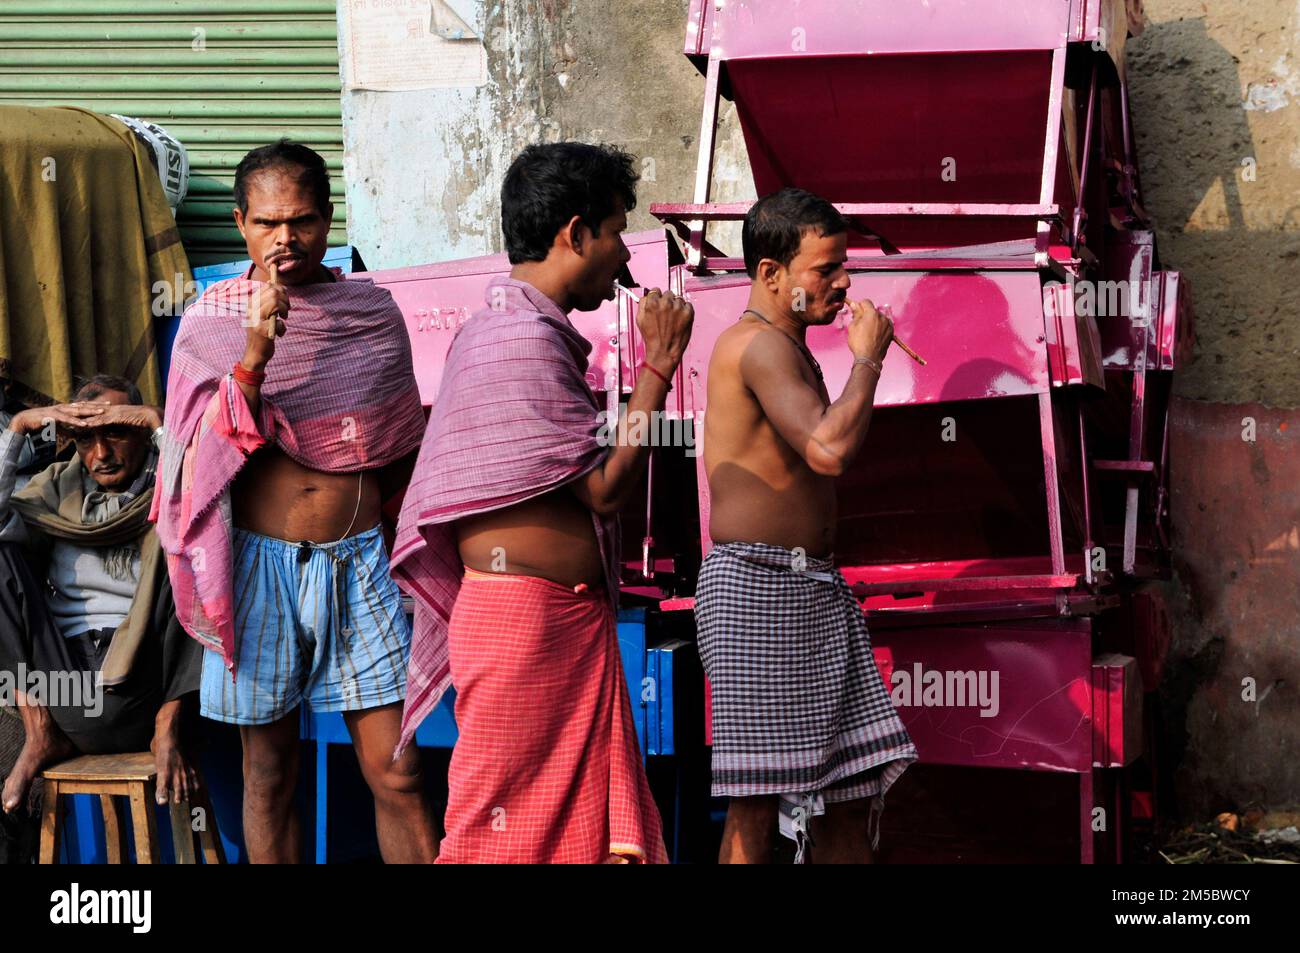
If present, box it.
[74,374,142,405]
[742,188,847,279]
[501,142,639,264]
[234,139,332,217]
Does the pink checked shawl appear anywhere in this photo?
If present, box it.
[151,271,425,671]
[391,276,618,753]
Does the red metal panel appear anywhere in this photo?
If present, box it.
[843,556,1083,594]
[681,269,1051,408]
[1091,653,1143,767]
[1043,279,1106,387]
[697,617,1095,771]
[726,53,1056,248]
[1155,271,1194,371]
[1128,585,1170,691]
[870,620,1095,772]
[1099,230,1156,370]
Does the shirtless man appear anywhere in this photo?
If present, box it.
[696,187,917,863]
[159,141,438,862]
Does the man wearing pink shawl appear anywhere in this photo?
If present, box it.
[393,143,692,863]
[153,141,439,862]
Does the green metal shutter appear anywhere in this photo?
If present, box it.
[0,0,346,266]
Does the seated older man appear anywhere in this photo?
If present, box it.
[0,374,201,817]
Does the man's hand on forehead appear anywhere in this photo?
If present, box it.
[57,402,162,441]
[78,403,163,430]
[7,401,108,435]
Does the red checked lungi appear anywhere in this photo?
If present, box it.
[393,276,668,863]
[437,569,667,864]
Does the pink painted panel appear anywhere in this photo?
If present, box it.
[681,269,1051,409]
[358,230,673,405]
[870,620,1095,772]
[701,618,1096,770]
[709,0,1073,58]
[694,0,1136,57]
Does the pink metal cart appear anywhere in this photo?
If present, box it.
[648,0,1192,862]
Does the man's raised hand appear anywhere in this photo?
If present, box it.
[636,288,694,377]
[87,403,163,431]
[845,298,893,364]
[243,260,289,371]
[7,402,107,434]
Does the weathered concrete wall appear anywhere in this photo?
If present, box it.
[338,0,749,269]
[1128,1,1300,408]
[338,0,1299,816]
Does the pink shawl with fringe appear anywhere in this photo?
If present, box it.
[150,270,425,672]
[391,276,618,753]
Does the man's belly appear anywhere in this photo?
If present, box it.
[232,448,382,542]
[456,488,605,590]
[706,457,838,557]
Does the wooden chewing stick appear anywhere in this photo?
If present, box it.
[874,303,925,365]
[892,336,926,366]
[265,260,288,330]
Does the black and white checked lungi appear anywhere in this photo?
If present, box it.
[696,541,917,806]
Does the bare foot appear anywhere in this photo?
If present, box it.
[2,728,76,813]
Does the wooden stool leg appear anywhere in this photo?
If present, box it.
[193,786,226,865]
[101,795,126,864]
[170,798,197,864]
[38,780,61,864]
[128,781,160,864]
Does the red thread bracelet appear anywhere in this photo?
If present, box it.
[232,362,265,387]
[640,361,672,390]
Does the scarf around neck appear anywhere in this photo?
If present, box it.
[12,451,163,687]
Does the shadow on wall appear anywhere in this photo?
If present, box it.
[1130,15,1257,229]
[1127,14,1300,408]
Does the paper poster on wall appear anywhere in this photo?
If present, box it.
[342,0,487,91]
